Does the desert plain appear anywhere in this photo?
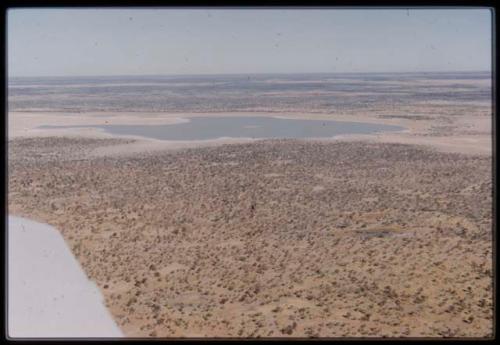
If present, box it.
[7,72,494,337]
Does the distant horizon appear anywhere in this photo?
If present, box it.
[8,70,493,80]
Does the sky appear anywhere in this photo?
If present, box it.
[8,8,493,77]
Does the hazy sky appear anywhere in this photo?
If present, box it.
[8,8,492,77]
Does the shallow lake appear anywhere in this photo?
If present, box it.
[39,116,404,141]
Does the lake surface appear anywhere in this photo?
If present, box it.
[39,116,404,141]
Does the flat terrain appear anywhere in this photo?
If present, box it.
[7,72,494,338]
[8,72,492,155]
[8,138,493,337]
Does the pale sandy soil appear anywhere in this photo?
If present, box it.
[330,132,492,156]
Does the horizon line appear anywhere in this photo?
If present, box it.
[8,70,493,79]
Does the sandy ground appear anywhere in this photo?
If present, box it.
[7,110,492,156]
[8,137,493,338]
[7,216,123,338]
[7,102,493,338]
[7,71,493,339]
[331,131,492,156]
